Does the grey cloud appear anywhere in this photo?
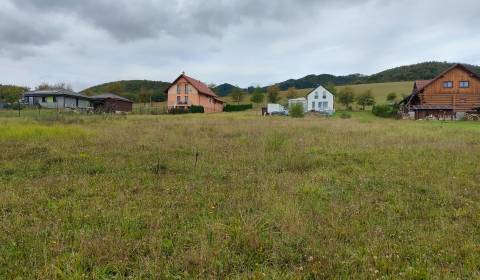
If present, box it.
[0,7,63,52]
[11,0,371,41]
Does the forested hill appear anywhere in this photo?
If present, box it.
[81,80,170,102]
[274,62,480,90]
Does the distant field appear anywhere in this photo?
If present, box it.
[1,111,479,278]
[336,81,413,104]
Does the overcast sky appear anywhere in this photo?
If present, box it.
[1,0,479,91]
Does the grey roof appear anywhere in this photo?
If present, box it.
[90,93,133,103]
[23,89,90,99]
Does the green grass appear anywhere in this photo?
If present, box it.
[1,111,480,278]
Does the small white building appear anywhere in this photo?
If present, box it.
[288,98,307,112]
[267,103,287,115]
[306,85,335,114]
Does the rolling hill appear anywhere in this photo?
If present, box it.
[80,61,479,101]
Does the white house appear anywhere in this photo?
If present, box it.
[306,85,335,114]
[288,85,335,114]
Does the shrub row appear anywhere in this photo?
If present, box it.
[168,105,205,114]
[372,104,398,118]
[224,104,253,112]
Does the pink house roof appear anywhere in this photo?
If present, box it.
[166,73,224,103]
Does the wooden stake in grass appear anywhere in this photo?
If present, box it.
[194,148,199,169]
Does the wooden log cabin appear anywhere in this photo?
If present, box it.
[401,64,480,119]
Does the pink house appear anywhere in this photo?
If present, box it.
[166,73,225,113]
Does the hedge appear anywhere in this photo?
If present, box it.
[189,105,204,114]
[224,104,253,112]
[168,108,189,114]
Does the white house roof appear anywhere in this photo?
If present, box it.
[289,97,306,101]
[305,85,332,97]
[23,89,90,99]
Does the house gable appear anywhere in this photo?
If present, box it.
[305,85,335,112]
[421,65,480,95]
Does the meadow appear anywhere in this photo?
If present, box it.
[1,110,479,279]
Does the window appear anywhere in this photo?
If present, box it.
[460,81,470,88]
[185,84,189,94]
[177,96,181,103]
[177,85,180,94]
[323,102,328,109]
[185,96,189,103]
[314,93,319,99]
[42,97,46,102]
[318,102,322,109]
[52,96,57,103]
[443,81,453,88]
[323,91,327,99]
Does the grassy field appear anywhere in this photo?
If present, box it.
[1,110,480,279]
[222,82,413,109]
[336,81,414,105]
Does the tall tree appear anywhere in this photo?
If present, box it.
[267,84,280,103]
[230,86,244,103]
[0,85,27,103]
[355,90,375,111]
[337,87,355,110]
[286,87,298,99]
[35,82,72,91]
[386,92,397,104]
[138,86,152,105]
[250,86,265,104]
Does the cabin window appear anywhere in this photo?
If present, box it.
[42,97,46,102]
[443,81,453,88]
[460,81,470,88]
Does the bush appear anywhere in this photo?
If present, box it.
[289,103,304,118]
[10,103,25,110]
[372,104,398,118]
[224,104,253,112]
[189,105,204,114]
[340,112,352,119]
